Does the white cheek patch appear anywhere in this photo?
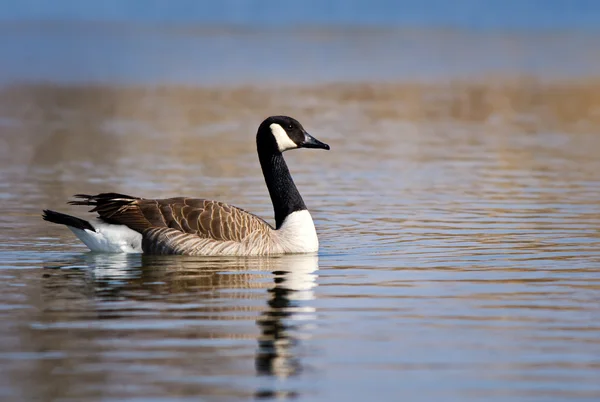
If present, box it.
[270,123,298,152]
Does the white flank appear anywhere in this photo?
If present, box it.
[275,210,319,253]
[270,123,297,152]
[68,220,143,253]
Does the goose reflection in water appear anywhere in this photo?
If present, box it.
[255,256,318,378]
[37,253,319,400]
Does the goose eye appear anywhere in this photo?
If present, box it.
[287,124,293,129]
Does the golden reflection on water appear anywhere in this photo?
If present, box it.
[0,80,599,400]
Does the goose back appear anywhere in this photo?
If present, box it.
[71,193,277,255]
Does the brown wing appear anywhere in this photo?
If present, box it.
[69,193,273,242]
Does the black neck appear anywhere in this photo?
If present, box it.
[259,150,306,229]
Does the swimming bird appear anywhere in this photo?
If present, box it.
[42,116,330,256]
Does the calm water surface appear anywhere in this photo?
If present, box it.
[1,28,600,402]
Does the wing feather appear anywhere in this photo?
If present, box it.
[70,193,272,246]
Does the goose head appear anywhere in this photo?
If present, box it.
[257,116,330,154]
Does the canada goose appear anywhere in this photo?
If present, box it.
[42,116,330,256]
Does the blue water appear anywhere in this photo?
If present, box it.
[1,0,599,85]
[2,0,600,30]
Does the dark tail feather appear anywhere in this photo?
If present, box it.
[42,210,96,232]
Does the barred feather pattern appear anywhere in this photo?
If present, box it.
[69,193,306,256]
[143,226,279,256]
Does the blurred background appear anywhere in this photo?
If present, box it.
[2,0,600,84]
[1,1,600,401]
[2,0,600,182]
